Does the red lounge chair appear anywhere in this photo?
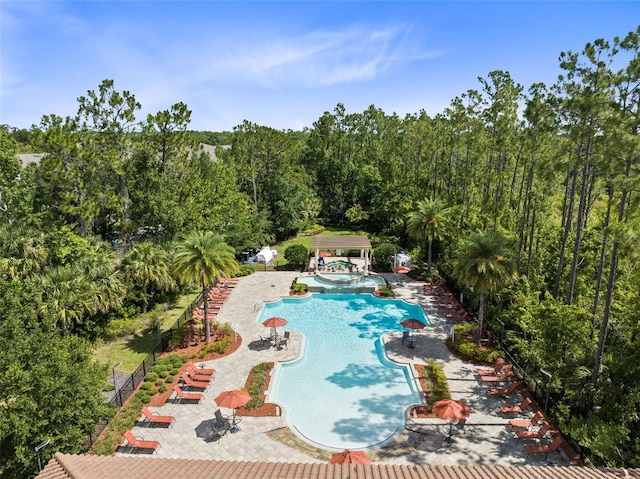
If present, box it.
[480,370,512,383]
[489,380,520,396]
[174,385,203,403]
[477,359,506,376]
[141,406,174,427]
[185,364,212,382]
[188,361,215,376]
[499,396,532,414]
[525,435,564,459]
[180,373,209,390]
[516,422,551,442]
[509,410,544,428]
[123,430,159,453]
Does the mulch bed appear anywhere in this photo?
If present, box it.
[148,334,243,407]
[147,334,279,416]
[236,362,279,417]
[410,364,437,418]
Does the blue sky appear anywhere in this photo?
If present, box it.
[1,1,639,132]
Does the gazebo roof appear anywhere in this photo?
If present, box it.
[311,235,371,250]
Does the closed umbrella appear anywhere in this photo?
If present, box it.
[330,449,372,464]
[393,265,411,274]
[432,399,470,443]
[214,390,251,433]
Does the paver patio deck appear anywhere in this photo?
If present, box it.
[119,271,571,467]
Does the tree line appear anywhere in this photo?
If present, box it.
[1,26,639,474]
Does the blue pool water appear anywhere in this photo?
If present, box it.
[261,294,427,449]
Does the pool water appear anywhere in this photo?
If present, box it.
[262,294,427,449]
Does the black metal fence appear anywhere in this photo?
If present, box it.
[86,289,205,448]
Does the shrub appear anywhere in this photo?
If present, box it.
[301,224,324,236]
[168,323,185,350]
[449,323,503,363]
[145,372,159,382]
[373,243,397,272]
[244,362,273,410]
[158,370,169,379]
[375,285,394,297]
[197,335,231,358]
[170,368,180,375]
[155,380,164,387]
[417,359,451,405]
[158,385,167,393]
[284,244,309,266]
[140,381,152,390]
[165,376,174,383]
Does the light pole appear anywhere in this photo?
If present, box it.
[540,369,552,414]
[35,439,49,472]
[112,361,123,389]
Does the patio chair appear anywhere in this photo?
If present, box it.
[451,418,467,436]
[516,422,551,442]
[180,373,209,390]
[499,396,532,414]
[278,331,290,349]
[509,410,544,429]
[140,406,174,427]
[212,409,232,440]
[525,435,564,459]
[173,385,203,403]
[122,430,159,454]
[479,370,512,383]
[401,331,411,346]
[477,359,506,376]
[489,379,520,396]
[188,361,215,376]
[186,364,213,382]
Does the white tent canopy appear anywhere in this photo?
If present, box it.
[255,246,277,263]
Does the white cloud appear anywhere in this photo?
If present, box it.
[205,25,441,88]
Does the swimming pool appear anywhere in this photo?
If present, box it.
[262,294,427,450]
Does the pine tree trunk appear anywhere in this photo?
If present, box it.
[567,139,592,305]
[553,160,579,299]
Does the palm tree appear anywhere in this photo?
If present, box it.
[406,198,451,275]
[453,231,518,345]
[121,242,174,313]
[172,231,238,343]
[38,265,94,335]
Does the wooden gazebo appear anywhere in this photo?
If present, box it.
[310,235,372,272]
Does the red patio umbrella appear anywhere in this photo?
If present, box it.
[214,389,251,433]
[330,449,372,465]
[262,317,288,328]
[432,399,470,443]
[400,318,426,331]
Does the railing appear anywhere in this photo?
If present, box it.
[86,289,205,448]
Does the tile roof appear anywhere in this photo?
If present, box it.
[38,454,640,479]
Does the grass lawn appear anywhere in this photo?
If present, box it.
[94,290,199,373]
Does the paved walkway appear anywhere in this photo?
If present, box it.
[120,271,570,466]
